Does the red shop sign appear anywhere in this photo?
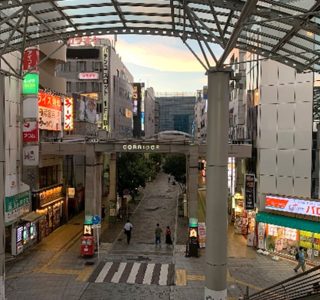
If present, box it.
[23,121,39,143]
[23,49,39,71]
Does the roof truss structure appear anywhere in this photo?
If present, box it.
[0,0,320,75]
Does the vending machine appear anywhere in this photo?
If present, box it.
[186,218,199,257]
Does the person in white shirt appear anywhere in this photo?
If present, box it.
[124,220,133,244]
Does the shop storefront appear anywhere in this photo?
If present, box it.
[257,195,320,262]
[11,211,44,256]
[32,184,65,238]
[232,193,256,242]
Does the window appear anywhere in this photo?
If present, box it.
[76,61,86,72]
[66,81,72,93]
[39,165,59,188]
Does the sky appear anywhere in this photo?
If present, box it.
[108,35,222,94]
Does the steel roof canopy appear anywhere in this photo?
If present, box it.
[0,0,320,72]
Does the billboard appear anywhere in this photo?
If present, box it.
[38,91,62,131]
[265,195,320,217]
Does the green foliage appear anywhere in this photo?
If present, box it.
[117,153,156,196]
[162,154,186,184]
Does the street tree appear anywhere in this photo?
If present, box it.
[162,154,186,186]
[117,153,154,199]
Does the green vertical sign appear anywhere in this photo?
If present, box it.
[22,73,39,95]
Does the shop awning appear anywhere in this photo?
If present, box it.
[256,212,320,233]
[21,211,44,222]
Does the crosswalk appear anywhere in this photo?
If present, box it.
[90,261,175,286]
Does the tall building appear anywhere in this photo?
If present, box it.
[194,88,207,142]
[157,94,196,135]
[228,46,318,259]
[144,87,156,138]
[57,37,133,139]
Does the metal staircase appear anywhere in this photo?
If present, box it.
[247,265,320,300]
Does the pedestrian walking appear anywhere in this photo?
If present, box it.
[165,226,173,246]
[124,220,133,244]
[294,247,306,272]
[168,175,170,183]
[155,223,163,247]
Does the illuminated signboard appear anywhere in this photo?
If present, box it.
[132,83,140,116]
[38,91,62,131]
[78,72,99,80]
[23,48,39,71]
[64,97,74,131]
[22,73,39,95]
[265,195,320,217]
[102,47,109,130]
[141,112,145,131]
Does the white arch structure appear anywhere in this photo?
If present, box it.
[1,1,320,299]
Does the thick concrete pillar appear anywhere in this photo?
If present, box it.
[187,148,199,218]
[85,145,103,218]
[205,68,231,300]
[107,152,117,203]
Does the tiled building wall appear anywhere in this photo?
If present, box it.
[258,60,313,205]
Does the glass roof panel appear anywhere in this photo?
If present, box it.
[0,0,320,72]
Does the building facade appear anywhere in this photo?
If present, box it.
[144,87,156,138]
[57,37,134,139]
[157,94,196,135]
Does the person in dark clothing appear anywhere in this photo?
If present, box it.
[165,226,173,246]
[155,223,163,247]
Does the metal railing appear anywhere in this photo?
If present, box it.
[247,265,320,300]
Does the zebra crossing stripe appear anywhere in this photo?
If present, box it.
[159,264,169,285]
[111,262,126,283]
[127,262,141,284]
[143,263,155,285]
[95,262,112,283]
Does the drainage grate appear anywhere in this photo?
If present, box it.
[85,261,95,265]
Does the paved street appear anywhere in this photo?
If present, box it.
[5,172,307,300]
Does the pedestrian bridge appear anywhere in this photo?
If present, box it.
[40,138,252,158]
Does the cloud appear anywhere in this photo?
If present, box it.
[115,36,205,72]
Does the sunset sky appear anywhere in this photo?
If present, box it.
[112,35,223,94]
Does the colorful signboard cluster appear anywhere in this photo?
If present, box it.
[265,195,320,217]
[22,48,40,170]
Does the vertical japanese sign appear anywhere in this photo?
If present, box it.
[244,174,255,210]
[102,47,109,130]
[23,48,39,71]
[64,97,74,131]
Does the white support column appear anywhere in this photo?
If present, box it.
[205,68,231,300]
[0,72,5,300]
[85,145,103,218]
[187,147,199,218]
